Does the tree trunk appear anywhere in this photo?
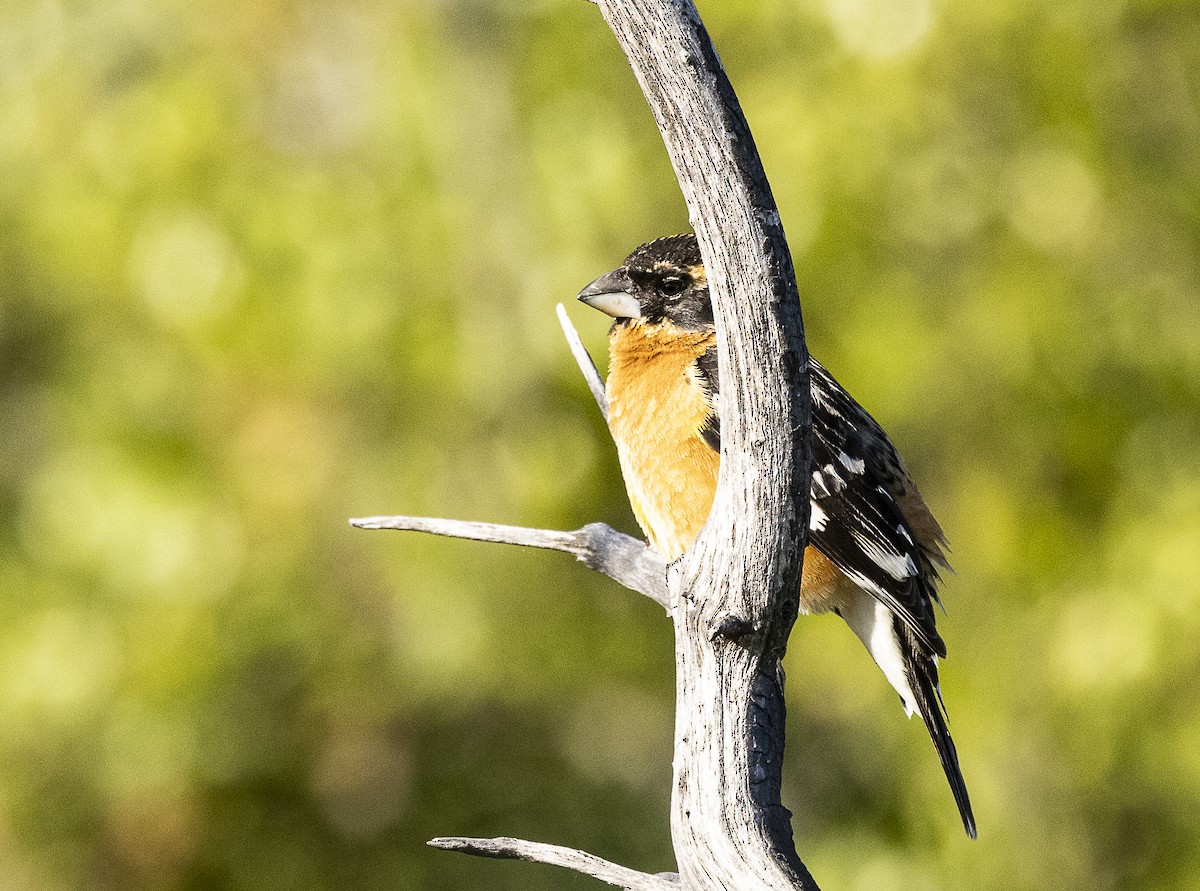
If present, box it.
[355,0,815,887]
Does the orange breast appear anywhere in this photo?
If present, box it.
[606,322,857,617]
[606,322,719,561]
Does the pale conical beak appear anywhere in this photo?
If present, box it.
[577,269,642,319]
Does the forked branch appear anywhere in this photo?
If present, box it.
[594,1,814,888]
[357,0,815,887]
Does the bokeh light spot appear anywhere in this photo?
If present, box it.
[130,209,242,329]
[1006,143,1101,254]
[0,0,64,90]
[824,0,933,59]
[22,447,246,601]
[0,609,121,718]
[1053,594,1157,692]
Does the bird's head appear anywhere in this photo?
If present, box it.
[577,234,713,332]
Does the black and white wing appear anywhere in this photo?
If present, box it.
[806,359,946,659]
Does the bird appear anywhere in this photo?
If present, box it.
[577,233,975,839]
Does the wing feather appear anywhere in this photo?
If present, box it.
[693,349,947,658]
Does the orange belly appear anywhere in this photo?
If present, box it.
[606,323,718,560]
[606,321,852,615]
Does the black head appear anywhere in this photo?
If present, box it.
[577,234,714,331]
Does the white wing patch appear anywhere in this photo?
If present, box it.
[841,592,918,718]
[851,529,918,581]
[837,450,866,474]
[810,501,829,532]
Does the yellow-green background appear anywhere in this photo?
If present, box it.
[3,0,1199,888]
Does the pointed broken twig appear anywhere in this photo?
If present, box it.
[350,515,667,611]
[557,302,609,420]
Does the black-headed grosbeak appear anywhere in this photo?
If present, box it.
[578,234,976,839]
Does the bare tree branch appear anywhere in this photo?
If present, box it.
[350,516,668,611]
[429,837,680,890]
[363,0,816,887]
[557,302,608,420]
[593,2,815,889]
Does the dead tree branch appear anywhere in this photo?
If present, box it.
[356,0,814,887]
[350,515,668,611]
[429,837,680,890]
[593,1,814,888]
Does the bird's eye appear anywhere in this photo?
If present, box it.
[659,276,688,297]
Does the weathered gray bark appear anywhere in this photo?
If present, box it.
[351,514,668,611]
[353,0,815,888]
[592,2,814,888]
[428,837,681,890]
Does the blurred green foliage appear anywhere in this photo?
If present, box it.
[2,0,1199,888]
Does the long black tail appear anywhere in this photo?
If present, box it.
[902,622,977,839]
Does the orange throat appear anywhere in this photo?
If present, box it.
[605,322,719,561]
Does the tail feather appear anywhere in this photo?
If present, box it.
[902,622,976,839]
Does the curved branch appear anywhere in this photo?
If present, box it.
[429,837,680,890]
[366,1,815,887]
[594,2,814,889]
